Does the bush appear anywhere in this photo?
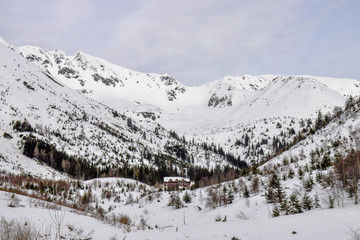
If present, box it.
[348,227,360,240]
[168,192,183,209]
[0,217,40,240]
[183,191,192,203]
[205,186,221,209]
[13,120,33,132]
[118,214,132,232]
[2,132,12,139]
[119,214,131,225]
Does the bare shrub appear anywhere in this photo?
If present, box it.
[168,192,184,209]
[49,210,66,239]
[348,227,360,240]
[95,206,106,220]
[126,193,134,204]
[138,216,148,230]
[119,214,132,232]
[236,211,249,220]
[109,235,117,240]
[0,217,40,240]
[8,193,20,207]
[215,213,221,222]
[119,214,131,225]
[251,176,260,194]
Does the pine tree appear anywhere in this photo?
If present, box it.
[183,191,192,203]
[272,204,280,217]
[289,194,302,214]
[243,184,250,198]
[302,193,313,211]
[288,168,295,179]
[315,111,324,130]
[265,187,276,204]
[280,195,290,215]
[222,186,228,205]
[227,189,234,204]
[328,195,335,209]
[168,192,183,209]
[274,184,286,203]
[314,192,321,208]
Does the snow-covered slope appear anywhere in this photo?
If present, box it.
[2,38,360,240]
[0,39,238,180]
[14,42,360,168]
[18,45,360,117]
[18,45,186,111]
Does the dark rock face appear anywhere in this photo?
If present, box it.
[92,74,124,87]
[208,93,232,107]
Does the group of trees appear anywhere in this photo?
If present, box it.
[265,173,320,217]
[21,134,246,187]
[205,185,235,209]
[334,149,360,204]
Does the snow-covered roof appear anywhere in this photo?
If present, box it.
[163,176,190,182]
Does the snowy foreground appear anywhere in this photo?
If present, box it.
[1,189,359,240]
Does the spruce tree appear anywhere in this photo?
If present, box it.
[227,189,234,204]
[274,184,286,203]
[265,187,275,204]
[272,204,280,217]
[328,195,335,209]
[302,193,313,211]
[183,191,192,203]
[280,195,290,215]
[314,192,321,208]
[243,184,250,198]
[168,192,183,209]
[289,194,303,214]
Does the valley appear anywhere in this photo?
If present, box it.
[1,37,360,239]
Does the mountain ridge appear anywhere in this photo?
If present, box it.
[17,46,360,115]
[2,38,360,177]
[8,39,360,168]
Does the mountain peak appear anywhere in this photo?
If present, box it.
[0,36,9,46]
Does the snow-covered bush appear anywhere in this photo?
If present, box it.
[0,217,40,240]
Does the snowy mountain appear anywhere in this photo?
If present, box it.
[17,45,186,111]
[0,40,355,174]
[17,44,360,162]
[2,37,360,240]
[18,45,360,116]
[2,98,360,238]
[0,39,241,184]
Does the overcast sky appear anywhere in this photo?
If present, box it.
[0,0,359,86]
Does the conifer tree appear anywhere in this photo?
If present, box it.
[183,191,192,203]
[272,204,280,217]
[243,184,250,198]
[289,194,302,214]
[280,195,290,215]
[227,189,234,204]
[314,192,321,208]
[302,193,313,211]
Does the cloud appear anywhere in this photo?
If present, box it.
[53,0,94,29]
[0,0,359,85]
[102,0,314,84]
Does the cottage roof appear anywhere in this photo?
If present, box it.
[163,176,190,182]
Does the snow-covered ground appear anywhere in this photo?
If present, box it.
[2,36,360,240]
[17,42,360,147]
[1,186,359,240]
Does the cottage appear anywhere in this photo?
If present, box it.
[163,176,190,190]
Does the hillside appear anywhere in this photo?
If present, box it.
[2,97,360,239]
[0,40,242,185]
[1,37,360,240]
[16,44,360,167]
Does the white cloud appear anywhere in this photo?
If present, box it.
[0,0,359,85]
[102,0,313,84]
[54,0,94,29]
